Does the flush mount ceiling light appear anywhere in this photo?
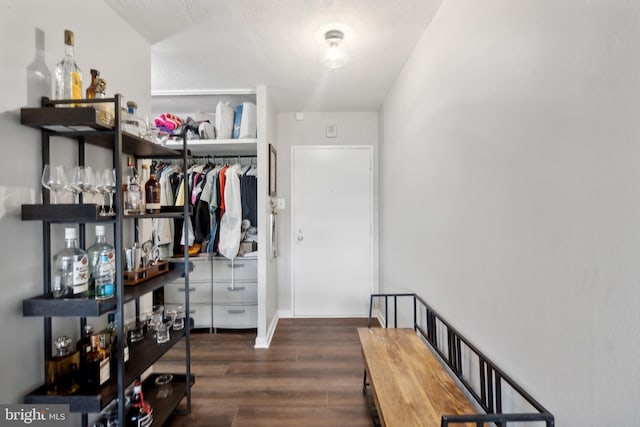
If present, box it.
[319,29,349,69]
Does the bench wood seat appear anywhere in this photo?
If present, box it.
[358,327,479,427]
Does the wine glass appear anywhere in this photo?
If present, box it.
[82,166,96,204]
[104,168,117,216]
[94,170,106,215]
[41,164,66,204]
[66,166,83,203]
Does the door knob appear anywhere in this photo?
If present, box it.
[297,235,303,241]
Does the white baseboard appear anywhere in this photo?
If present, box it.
[254,312,280,349]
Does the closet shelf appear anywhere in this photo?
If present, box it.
[23,263,191,317]
[165,138,257,155]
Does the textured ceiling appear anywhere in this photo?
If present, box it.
[104,0,442,112]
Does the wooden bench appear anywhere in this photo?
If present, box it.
[362,293,555,427]
[358,327,478,427]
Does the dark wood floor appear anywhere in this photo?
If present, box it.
[156,318,375,427]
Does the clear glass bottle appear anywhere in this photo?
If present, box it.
[124,157,142,214]
[126,380,153,427]
[95,252,115,300]
[144,170,161,214]
[54,29,82,101]
[87,225,115,298]
[122,101,147,137]
[53,227,88,298]
[46,336,80,395]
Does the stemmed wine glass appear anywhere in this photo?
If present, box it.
[41,164,66,204]
[104,168,117,216]
[94,170,107,215]
[66,166,84,203]
[82,166,96,204]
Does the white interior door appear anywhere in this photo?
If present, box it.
[292,145,373,316]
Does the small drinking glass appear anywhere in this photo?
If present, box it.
[154,374,173,399]
[150,305,164,330]
[172,305,185,331]
[41,164,66,204]
[129,318,145,343]
[155,321,171,344]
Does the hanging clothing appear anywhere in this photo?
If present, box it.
[218,164,243,259]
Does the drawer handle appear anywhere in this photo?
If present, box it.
[227,286,246,291]
[189,309,196,314]
[178,287,196,292]
[227,309,246,314]
[227,263,245,268]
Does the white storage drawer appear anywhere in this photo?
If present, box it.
[166,302,212,329]
[211,257,257,282]
[212,282,257,304]
[171,257,212,283]
[164,280,211,304]
[213,304,257,328]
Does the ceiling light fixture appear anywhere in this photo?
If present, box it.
[320,29,349,69]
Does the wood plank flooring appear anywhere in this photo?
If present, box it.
[155,318,375,427]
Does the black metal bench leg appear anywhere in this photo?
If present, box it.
[362,369,367,394]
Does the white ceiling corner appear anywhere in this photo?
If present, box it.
[103,0,443,112]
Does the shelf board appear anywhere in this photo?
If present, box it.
[123,263,191,302]
[23,263,191,317]
[165,138,257,155]
[21,204,114,223]
[22,204,191,222]
[21,106,113,132]
[20,106,187,159]
[23,296,117,317]
[145,373,195,427]
[24,325,194,413]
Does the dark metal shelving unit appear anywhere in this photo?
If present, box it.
[20,96,193,427]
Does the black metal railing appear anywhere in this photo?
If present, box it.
[367,293,555,427]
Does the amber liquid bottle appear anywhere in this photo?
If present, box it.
[84,334,110,389]
[86,69,99,99]
[46,336,80,395]
[144,171,161,214]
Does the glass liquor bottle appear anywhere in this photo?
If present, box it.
[122,101,147,137]
[124,157,142,214]
[95,252,116,300]
[126,380,153,427]
[77,324,94,369]
[84,334,110,389]
[52,227,88,298]
[105,313,129,374]
[87,225,115,298]
[144,170,161,214]
[46,336,80,395]
[54,29,82,101]
[85,68,99,99]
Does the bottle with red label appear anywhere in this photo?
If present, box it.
[127,380,153,427]
[52,227,88,298]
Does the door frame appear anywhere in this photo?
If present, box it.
[290,145,375,316]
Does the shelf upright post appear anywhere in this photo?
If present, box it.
[113,93,126,427]
[182,130,192,414]
[41,125,52,364]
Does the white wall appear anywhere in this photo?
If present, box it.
[275,112,379,315]
[380,0,640,425]
[0,1,150,424]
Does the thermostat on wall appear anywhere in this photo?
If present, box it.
[326,124,337,138]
